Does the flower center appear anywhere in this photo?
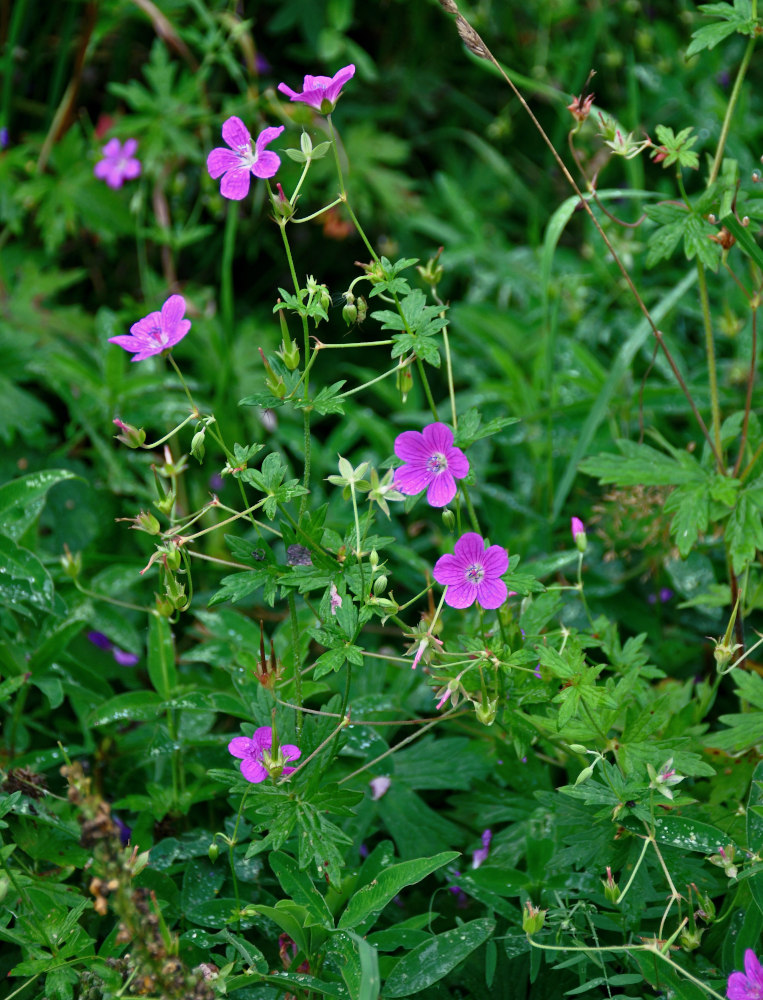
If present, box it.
[426,451,447,474]
[465,562,485,585]
[238,142,257,168]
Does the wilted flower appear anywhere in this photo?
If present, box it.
[433,532,508,610]
[727,949,763,1000]
[228,726,301,783]
[109,294,191,361]
[393,423,469,508]
[94,138,141,189]
[207,118,284,199]
[278,64,356,114]
[647,758,685,800]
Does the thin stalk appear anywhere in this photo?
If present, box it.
[416,360,439,421]
[733,306,758,478]
[708,29,757,186]
[287,591,303,735]
[437,3,721,464]
[696,262,724,468]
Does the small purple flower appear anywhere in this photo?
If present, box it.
[433,532,508,610]
[0,126,8,150]
[278,64,355,114]
[728,949,763,1000]
[228,726,301,783]
[393,423,469,508]
[369,776,391,800]
[109,294,191,362]
[87,631,139,667]
[207,118,284,200]
[94,138,141,189]
[471,829,492,869]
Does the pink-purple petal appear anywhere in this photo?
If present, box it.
[161,294,186,331]
[102,137,121,158]
[256,125,285,148]
[422,422,454,451]
[281,743,301,761]
[253,726,274,748]
[745,950,763,987]
[221,116,251,150]
[122,159,141,180]
[207,147,240,179]
[394,430,430,463]
[482,544,509,577]
[164,319,191,349]
[394,464,431,496]
[122,138,139,157]
[130,311,162,337]
[426,472,456,507]
[220,166,252,200]
[108,334,142,350]
[277,82,300,101]
[433,553,466,587]
[240,758,268,783]
[476,577,507,610]
[446,447,469,478]
[252,149,281,179]
[228,736,253,759]
[444,582,478,609]
[455,532,487,564]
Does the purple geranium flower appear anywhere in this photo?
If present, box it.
[94,138,141,189]
[87,631,139,667]
[207,118,284,200]
[109,294,191,362]
[728,950,763,1000]
[471,829,492,869]
[228,726,301,783]
[433,532,508,610]
[278,64,355,114]
[393,423,469,508]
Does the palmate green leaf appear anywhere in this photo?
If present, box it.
[381,917,495,997]
[686,0,756,56]
[297,801,353,888]
[663,483,709,557]
[579,440,702,487]
[338,851,459,930]
[294,381,347,416]
[726,492,763,573]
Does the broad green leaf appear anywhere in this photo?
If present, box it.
[338,851,458,930]
[580,440,701,487]
[147,613,178,699]
[650,815,737,855]
[381,917,495,997]
[0,469,77,540]
[332,930,381,1000]
[89,690,163,726]
[0,534,56,613]
[247,902,310,955]
[270,851,333,927]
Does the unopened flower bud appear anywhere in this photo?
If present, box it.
[272,182,294,220]
[475,695,498,727]
[164,544,182,571]
[342,301,358,325]
[191,429,206,463]
[396,363,414,403]
[601,866,620,903]
[571,516,587,552]
[60,545,82,579]
[208,842,220,863]
[522,901,547,935]
[417,248,445,286]
[319,286,332,313]
[369,549,379,569]
[113,418,146,449]
[155,594,175,617]
[355,297,367,323]
[373,574,388,596]
[441,508,456,531]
